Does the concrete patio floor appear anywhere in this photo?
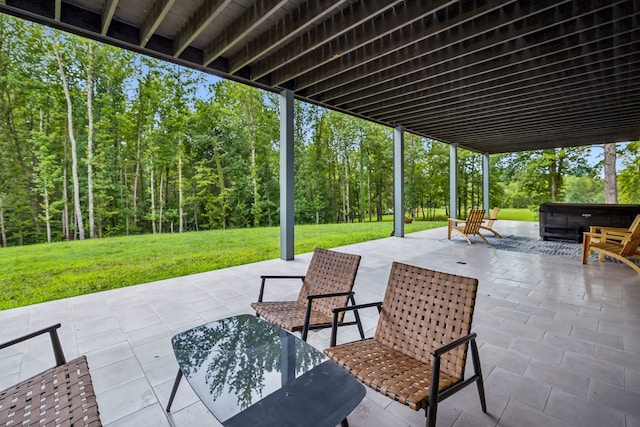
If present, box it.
[1,220,639,427]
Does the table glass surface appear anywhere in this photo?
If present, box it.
[171,314,364,426]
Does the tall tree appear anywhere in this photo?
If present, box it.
[52,38,85,240]
[603,143,618,203]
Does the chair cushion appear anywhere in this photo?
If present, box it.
[251,301,334,332]
[0,355,101,426]
[325,339,461,410]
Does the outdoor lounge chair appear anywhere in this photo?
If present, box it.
[0,323,102,426]
[582,214,640,274]
[324,262,486,427]
[251,247,365,341]
[480,207,502,238]
[447,208,488,244]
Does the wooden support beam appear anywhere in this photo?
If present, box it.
[251,0,403,81]
[203,0,288,67]
[140,0,174,47]
[228,0,346,75]
[101,0,118,35]
[54,0,61,21]
[173,0,232,58]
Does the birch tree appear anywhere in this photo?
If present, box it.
[603,143,618,203]
[52,38,85,240]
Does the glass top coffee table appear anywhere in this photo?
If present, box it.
[166,314,366,426]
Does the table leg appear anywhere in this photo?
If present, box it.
[166,369,183,412]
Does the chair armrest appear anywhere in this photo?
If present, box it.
[307,291,354,301]
[432,332,477,357]
[583,231,630,244]
[257,275,306,302]
[0,323,66,366]
[260,275,306,280]
[428,332,480,408]
[329,302,383,346]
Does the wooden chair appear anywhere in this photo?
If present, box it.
[324,262,486,427]
[582,214,640,274]
[447,209,488,244]
[251,248,365,341]
[480,207,502,238]
[0,324,102,426]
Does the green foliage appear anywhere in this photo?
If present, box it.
[0,221,445,309]
[0,13,638,251]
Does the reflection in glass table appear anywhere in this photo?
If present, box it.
[166,314,365,426]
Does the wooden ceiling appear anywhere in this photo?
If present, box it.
[1,0,639,154]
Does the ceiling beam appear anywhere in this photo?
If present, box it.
[300,0,582,96]
[323,9,637,107]
[54,0,61,21]
[251,0,404,81]
[417,106,640,140]
[405,88,640,134]
[140,0,174,47]
[228,0,348,75]
[334,26,640,112]
[367,55,640,118]
[173,0,232,58]
[101,0,118,35]
[203,0,288,67]
[272,0,461,86]
[377,60,640,122]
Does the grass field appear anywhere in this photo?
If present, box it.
[391,207,538,222]
[1,220,447,310]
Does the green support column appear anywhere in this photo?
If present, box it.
[393,126,404,237]
[280,89,294,260]
[450,144,458,219]
[483,153,490,214]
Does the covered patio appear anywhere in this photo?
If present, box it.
[1,1,639,425]
[1,221,639,426]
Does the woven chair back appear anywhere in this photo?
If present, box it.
[374,262,479,380]
[296,248,361,319]
[461,209,486,234]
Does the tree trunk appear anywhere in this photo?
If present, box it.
[604,143,618,204]
[549,160,558,202]
[150,164,156,233]
[86,43,96,238]
[0,194,6,247]
[178,137,184,233]
[158,169,164,233]
[213,149,227,229]
[62,139,70,240]
[133,133,141,228]
[53,40,85,240]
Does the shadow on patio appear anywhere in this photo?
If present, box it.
[1,221,639,426]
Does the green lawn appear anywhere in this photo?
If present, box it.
[381,207,538,222]
[0,220,445,310]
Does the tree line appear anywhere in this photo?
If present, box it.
[1,15,638,247]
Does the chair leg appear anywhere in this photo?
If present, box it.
[350,295,365,340]
[470,338,487,413]
[166,369,183,412]
[426,402,438,427]
[581,235,590,265]
[341,418,349,427]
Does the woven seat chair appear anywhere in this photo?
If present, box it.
[447,209,488,244]
[0,323,102,426]
[582,214,640,274]
[251,247,365,341]
[324,262,486,427]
